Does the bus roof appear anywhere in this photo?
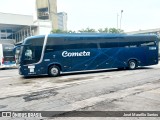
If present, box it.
[24,33,158,41]
[48,33,158,38]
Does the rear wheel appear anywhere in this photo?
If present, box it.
[128,60,137,70]
[48,65,60,77]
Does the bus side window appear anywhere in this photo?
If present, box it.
[140,41,155,47]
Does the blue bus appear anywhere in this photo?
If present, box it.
[18,34,159,77]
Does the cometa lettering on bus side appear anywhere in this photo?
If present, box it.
[62,51,91,57]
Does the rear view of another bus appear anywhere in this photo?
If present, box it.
[0,44,16,69]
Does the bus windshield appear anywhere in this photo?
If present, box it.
[20,37,45,65]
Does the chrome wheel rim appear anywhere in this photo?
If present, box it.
[130,62,136,69]
[51,67,58,75]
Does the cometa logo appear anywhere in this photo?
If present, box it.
[62,51,91,57]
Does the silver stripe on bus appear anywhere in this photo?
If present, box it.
[37,34,49,64]
[25,34,49,66]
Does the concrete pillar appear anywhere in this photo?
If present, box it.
[36,0,58,30]
[48,0,58,30]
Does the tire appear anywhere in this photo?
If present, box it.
[48,65,60,77]
[128,60,137,70]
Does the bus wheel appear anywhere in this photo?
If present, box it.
[128,60,137,70]
[48,65,60,77]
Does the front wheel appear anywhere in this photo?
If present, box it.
[128,60,137,70]
[48,65,60,77]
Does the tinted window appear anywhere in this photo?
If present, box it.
[99,37,119,48]
[45,37,64,52]
[45,37,98,52]
[45,36,156,51]
[3,44,15,61]
[118,36,156,48]
[140,41,155,46]
[3,45,14,56]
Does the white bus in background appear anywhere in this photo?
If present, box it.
[0,43,16,69]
